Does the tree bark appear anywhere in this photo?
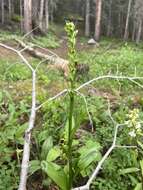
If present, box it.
[45,0,49,31]
[118,11,122,37]
[20,0,23,32]
[16,40,69,77]
[94,0,102,41]
[39,0,45,31]
[50,0,54,23]
[132,20,136,41]
[24,0,32,34]
[85,0,90,37]
[124,0,132,40]
[107,0,112,37]
[1,0,4,24]
[8,0,12,20]
[136,19,142,44]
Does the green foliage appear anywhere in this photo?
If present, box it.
[1,25,143,190]
[0,30,21,42]
[41,161,68,190]
[0,59,31,81]
[11,14,22,22]
[0,90,29,190]
[134,183,142,190]
[0,162,19,190]
[78,41,143,94]
[77,140,101,177]
[31,33,60,48]
[41,136,53,160]
[29,23,102,190]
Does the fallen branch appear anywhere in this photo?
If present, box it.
[36,75,143,110]
[18,71,36,190]
[0,43,33,71]
[76,75,143,91]
[0,43,36,190]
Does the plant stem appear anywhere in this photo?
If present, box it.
[68,91,74,190]
[139,163,143,190]
[138,151,143,189]
[65,22,77,190]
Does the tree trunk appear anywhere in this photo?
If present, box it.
[39,0,45,31]
[8,0,12,20]
[132,20,136,41]
[45,0,49,31]
[85,0,90,37]
[136,19,142,44]
[118,11,122,37]
[32,0,39,31]
[20,0,23,32]
[50,7,54,23]
[24,0,32,34]
[124,0,132,40]
[107,0,112,36]
[1,0,4,24]
[94,0,102,41]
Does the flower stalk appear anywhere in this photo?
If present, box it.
[65,22,78,190]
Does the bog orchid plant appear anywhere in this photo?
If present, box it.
[65,22,78,190]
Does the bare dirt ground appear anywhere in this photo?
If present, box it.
[51,37,93,59]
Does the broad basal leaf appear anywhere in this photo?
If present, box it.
[134,183,142,190]
[29,160,41,176]
[41,136,53,160]
[41,161,68,190]
[78,140,101,171]
[46,146,61,162]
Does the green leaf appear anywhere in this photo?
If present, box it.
[134,183,142,190]
[78,140,101,172]
[37,130,49,143]
[140,160,143,176]
[0,91,3,103]
[8,103,15,114]
[41,161,68,190]
[29,160,41,176]
[41,136,53,160]
[138,141,143,150]
[128,174,139,185]
[15,123,28,139]
[46,146,61,162]
[119,167,140,175]
[78,151,101,172]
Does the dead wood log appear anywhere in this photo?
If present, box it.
[16,40,90,79]
[16,39,69,77]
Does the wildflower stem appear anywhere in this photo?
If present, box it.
[68,92,74,189]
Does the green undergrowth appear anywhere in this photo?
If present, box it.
[78,40,143,95]
[0,30,21,42]
[1,34,143,190]
[31,32,60,48]
[0,29,60,49]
